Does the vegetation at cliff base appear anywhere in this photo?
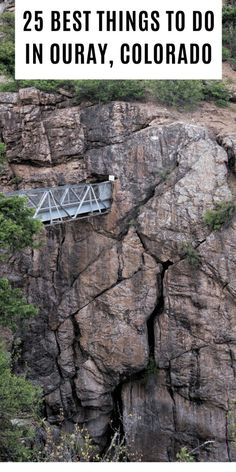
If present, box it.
[146,80,203,108]
[0,194,42,461]
[0,346,41,461]
[74,80,145,102]
[202,81,232,107]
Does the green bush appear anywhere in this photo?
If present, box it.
[229,57,236,70]
[146,80,203,109]
[0,80,74,93]
[0,191,43,462]
[0,142,6,168]
[222,5,236,61]
[202,81,231,107]
[0,143,6,157]
[176,447,194,462]
[74,80,145,103]
[203,200,236,230]
[0,345,42,461]
[181,243,201,269]
[0,40,15,77]
[0,194,43,254]
[145,356,158,375]
[0,278,38,330]
[142,356,158,382]
[223,5,236,25]
[17,80,74,93]
[0,12,15,77]
[222,46,232,61]
[0,81,18,92]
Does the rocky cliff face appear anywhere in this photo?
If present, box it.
[1,88,236,461]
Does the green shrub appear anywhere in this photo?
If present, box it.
[222,46,232,61]
[0,194,43,254]
[0,278,38,330]
[223,5,236,25]
[176,447,194,462]
[0,40,15,77]
[0,345,42,461]
[203,200,236,230]
[0,12,15,39]
[0,142,6,168]
[222,5,236,61]
[229,57,236,70]
[181,243,201,269]
[0,80,74,94]
[0,142,6,155]
[0,81,18,92]
[0,188,43,462]
[17,80,74,93]
[144,356,158,377]
[146,80,203,109]
[0,12,15,77]
[202,81,231,107]
[74,80,145,103]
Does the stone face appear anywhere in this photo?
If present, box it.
[2,105,84,166]
[137,128,231,262]
[75,264,160,375]
[122,371,175,462]
[1,94,236,460]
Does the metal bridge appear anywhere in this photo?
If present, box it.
[7,181,113,225]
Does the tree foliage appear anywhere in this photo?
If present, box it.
[222,2,236,68]
[74,80,145,102]
[0,194,42,461]
[0,278,38,330]
[0,345,41,461]
[202,81,232,107]
[146,80,204,108]
[0,12,15,76]
[0,193,42,254]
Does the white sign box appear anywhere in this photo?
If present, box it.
[15,0,222,80]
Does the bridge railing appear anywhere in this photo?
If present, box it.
[7,181,113,225]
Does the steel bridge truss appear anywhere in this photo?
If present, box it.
[7,181,112,225]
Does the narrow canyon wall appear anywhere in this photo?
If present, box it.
[1,88,236,461]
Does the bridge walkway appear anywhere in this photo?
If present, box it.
[7,181,112,225]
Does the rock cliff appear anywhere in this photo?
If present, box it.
[1,88,236,461]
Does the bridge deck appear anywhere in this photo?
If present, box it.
[7,181,112,225]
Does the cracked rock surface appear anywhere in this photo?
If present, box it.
[1,89,236,461]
